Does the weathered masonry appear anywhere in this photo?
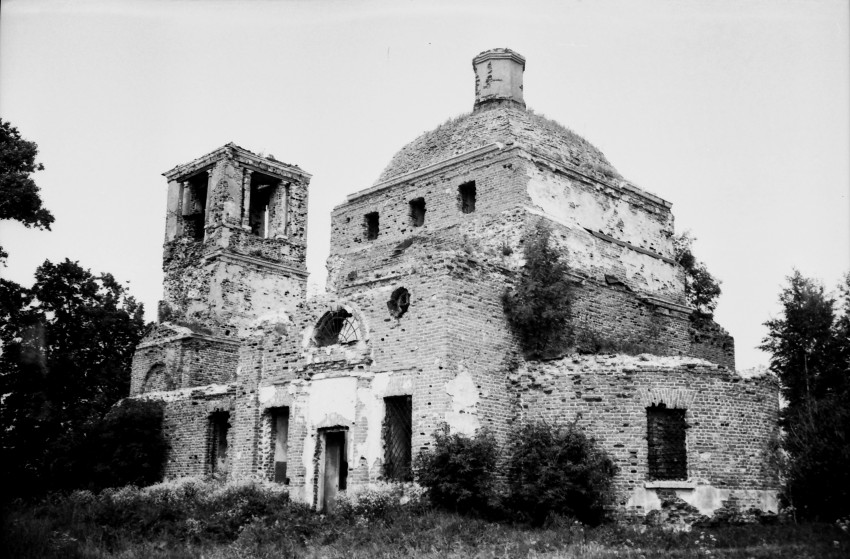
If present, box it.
[131,48,779,516]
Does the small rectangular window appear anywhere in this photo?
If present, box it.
[646,404,687,480]
[271,407,289,484]
[409,198,426,227]
[365,212,379,240]
[383,395,413,481]
[459,181,476,214]
[209,411,230,474]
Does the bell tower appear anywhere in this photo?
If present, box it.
[160,143,311,337]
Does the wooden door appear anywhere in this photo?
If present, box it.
[322,431,347,512]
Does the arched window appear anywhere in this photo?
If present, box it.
[313,308,360,347]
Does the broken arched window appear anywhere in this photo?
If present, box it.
[313,308,361,347]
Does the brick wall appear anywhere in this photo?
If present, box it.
[329,150,526,259]
[509,355,780,509]
[130,325,239,396]
[136,385,235,479]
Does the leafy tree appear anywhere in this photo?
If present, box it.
[414,425,499,514]
[782,395,850,521]
[503,222,574,359]
[0,119,54,263]
[505,420,617,525]
[86,399,168,490]
[834,273,850,388]
[0,259,146,496]
[760,271,844,412]
[672,231,722,315]
[760,271,850,521]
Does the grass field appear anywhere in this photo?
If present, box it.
[2,479,847,559]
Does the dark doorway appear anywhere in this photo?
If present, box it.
[322,431,348,512]
[209,411,230,475]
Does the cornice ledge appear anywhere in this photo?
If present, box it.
[136,329,241,349]
[203,249,309,278]
[344,143,506,204]
[518,148,672,209]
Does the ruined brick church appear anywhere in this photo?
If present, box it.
[131,49,779,516]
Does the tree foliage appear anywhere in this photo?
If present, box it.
[414,425,499,514]
[0,259,146,496]
[86,399,168,490]
[760,271,847,411]
[782,395,850,521]
[503,222,574,359]
[672,231,722,315]
[761,271,850,521]
[505,420,617,525]
[0,119,54,262]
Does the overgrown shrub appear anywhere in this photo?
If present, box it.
[503,222,574,359]
[414,425,498,514]
[672,231,722,316]
[334,481,428,521]
[505,420,617,526]
[4,481,850,558]
[0,478,295,558]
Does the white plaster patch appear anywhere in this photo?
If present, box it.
[676,486,729,516]
[525,167,681,295]
[308,377,358,427]
[626,486,662,512]
[445,366,480,435]
[301,431,316,507]
[628,485,779,516]
[357,373,391,475]
[133,382,232,402]
[258,385,276,405]
[526,169,667,252]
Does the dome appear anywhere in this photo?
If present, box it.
[374,105,622,185]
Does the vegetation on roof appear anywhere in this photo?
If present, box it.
[375,105,621,184]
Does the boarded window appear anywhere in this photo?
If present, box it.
[458,181,476,214]
[313,308,360,347]
[270,407,289,484]
[409,198,426,227]
[209,411,230,475]
[364,212,379,240]
[383,395,413,481]
[646,404,687,480]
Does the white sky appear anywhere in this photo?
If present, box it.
[1,0,848,370]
